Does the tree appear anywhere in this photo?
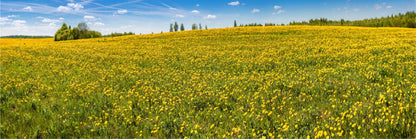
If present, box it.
[174,22,179,32]
[205,25,208,30]
[234,20,237,27]
[192,23,197,30]
[71,27,80,40]
[88,31,102,38]
[180,23,185,31]
[55,23,70,41]
[170,24,173,32]
[199,23,202,30]
[78,22,89,32]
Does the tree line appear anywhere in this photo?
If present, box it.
[289,11,415,28]
[0,35,53,38]
[103,32,135,37]
[54,23,102,41]
[232,11,415,28]
[169,22,208,32]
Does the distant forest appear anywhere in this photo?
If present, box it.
[237,11,416,28]
[0,35,53,38]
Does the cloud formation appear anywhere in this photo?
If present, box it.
[117,9,128,14]
[0,17,12,25]
[23,6,33,12]
[11,20,26,26]
[175,14,185,18]
[40,17,64,26]
[374,3,392,10]
[57,3,84,13]
[191,10,200,14]
[94,22,105,26]
[274,5,282,10]
[251,9,260,13]
[204,14,216,19]
[228,1,240,6]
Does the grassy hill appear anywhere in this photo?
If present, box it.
[1,26,415,138]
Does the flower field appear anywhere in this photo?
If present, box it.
[1,26,415,138]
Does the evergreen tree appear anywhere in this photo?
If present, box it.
[170,24,173,32]
[199,23,202,30]
[174,22,179,32]
[234,20,237,27]
[180,23,185,31]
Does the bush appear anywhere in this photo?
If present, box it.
[54,22,102,41]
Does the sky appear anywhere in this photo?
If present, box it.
[0,0,414,36]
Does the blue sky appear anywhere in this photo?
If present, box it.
[0,0,414,36]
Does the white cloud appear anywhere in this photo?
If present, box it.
[228,1,240,6]
[84,15,98,21]
[175,14,185,18]
[23,6,33,12]
[273,10,285,15]
[162,3,177,10]
[57,3,84,13]
[1,15,17,25]
[274,5,282,10]
[191,10,200,14]
[0,17,11,25]
[117,9,128,14]
[204,14,216,19]
[94,22,105,26]
[251,9,260,13]
[0,25,60,36]
[39,17,64,27]
[196,4,200,7]
[375,3,391,10]
[11,20,26,26]
[1,16,24,26]
[0,17,11,22]
[42,18,61,23]
[67,3,83,10]
[57,6,72,12]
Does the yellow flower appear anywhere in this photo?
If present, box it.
[210,124,215,129]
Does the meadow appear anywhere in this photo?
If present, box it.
[1,26,415,138]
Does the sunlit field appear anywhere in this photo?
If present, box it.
[1,26,415,138]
